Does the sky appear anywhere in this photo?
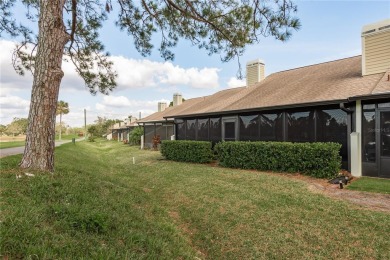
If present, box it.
[0,1,389,127]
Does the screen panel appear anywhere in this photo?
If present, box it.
[144,125,155,148]
[316,109,348,161]
[186,119,197,140]
[197,118,209,141]
[209,117,221,142]
[287,110,315,142]
[239,114,259,141]
[176,121,185,140]
[260,113,283,141]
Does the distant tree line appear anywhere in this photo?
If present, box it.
[87,117,121,137]
[0,118,29,136]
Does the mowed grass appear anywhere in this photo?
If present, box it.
[0,141,25,149]
[347,177,390,194]
[55,134,80,140]
[1,141,389,259]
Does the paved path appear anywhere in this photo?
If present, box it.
[0,139,84,158]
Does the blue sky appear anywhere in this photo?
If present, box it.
[0,1,389,127]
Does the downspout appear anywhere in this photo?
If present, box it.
[340,103,353,114]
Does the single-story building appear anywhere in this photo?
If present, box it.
[111,116,139,142]
[138,19,390,178]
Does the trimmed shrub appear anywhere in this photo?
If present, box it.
[215,141,341,178]
[161,140,213,163]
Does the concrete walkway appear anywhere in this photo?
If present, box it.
[0,139,84,158]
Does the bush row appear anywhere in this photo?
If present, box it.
[215,141,341,178]
[160,140,213,163]
[160,140,341,178]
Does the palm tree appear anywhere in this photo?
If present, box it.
[56,101,69,141]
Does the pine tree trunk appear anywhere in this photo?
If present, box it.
[20,0,69,171]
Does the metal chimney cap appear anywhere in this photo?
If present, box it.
[362,19,390,35]
[246,59,265,66]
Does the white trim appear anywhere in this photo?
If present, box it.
[351,100,362,177]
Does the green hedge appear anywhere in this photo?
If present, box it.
[160,140,213,163]
[215,141,341,178]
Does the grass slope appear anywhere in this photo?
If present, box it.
[347,177,390,194]
[1,141,389,259]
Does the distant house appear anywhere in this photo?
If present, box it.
[138,19,390,178]
[111,116,139,142]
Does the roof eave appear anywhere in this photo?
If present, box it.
[348,92,390,101]
[137,119,174,124]
[163,99,350,119]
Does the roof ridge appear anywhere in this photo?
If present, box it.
[270,55,362,75]
[209,86,247,95]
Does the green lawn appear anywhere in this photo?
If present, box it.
[0,141,25,149]
[1,141,389,259]
[55,134,80,140]
[347,177,390,194]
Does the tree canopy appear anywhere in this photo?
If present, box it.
[5,118,29,136]
[1,0,300,89]
[56,101,70,117]
[56,101,70,140]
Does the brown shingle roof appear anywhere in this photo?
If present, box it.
[139,56,389,122]
[167,56,389,118]
[112,120,139,129]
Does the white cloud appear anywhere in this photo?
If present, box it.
[0,39,220,93]
[227,77,246,88]
[112,56,220,90]
[95,103,106,111]
[0,95,30,124]
[99,95,170,110]
[86,95,172,123]
[0,95,30,109]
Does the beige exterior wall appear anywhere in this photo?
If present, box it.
[362,19,390,76]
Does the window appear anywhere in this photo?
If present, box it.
[240,114,259,141]
[224,122,236,140]
[380,111,390,157]
[378,102,390,108]
[362,105,376,162]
